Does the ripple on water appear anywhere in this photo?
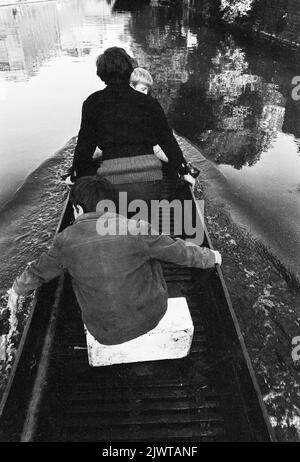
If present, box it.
[0,138,75,400]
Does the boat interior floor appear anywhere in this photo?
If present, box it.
[35,176,249,442]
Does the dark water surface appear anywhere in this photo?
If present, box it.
[0,0,300,403]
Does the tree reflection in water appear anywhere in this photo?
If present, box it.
[168,34,286,170]
[127,5,289,171]
[203,35,286,169]
[220,0,255,23]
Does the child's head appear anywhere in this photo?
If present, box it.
[130,67,153,95]
[70,176,117,215]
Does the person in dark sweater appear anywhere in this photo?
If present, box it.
[67,47,195,201]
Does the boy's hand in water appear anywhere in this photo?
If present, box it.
[7,288,20,310]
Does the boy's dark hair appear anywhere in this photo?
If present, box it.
[70,176,117,213]
[96,47,136,85]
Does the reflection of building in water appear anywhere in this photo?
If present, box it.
[260,104,285,132]
[0,0,132,80]
[128,2,189,113]
[208,72,261,102]
[207,40,255,102]
[57,0,130,57]
[0,3,60,80]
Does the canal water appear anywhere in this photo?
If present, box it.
[0,0,300,397]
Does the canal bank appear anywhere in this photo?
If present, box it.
[176,134,300,441]
[233,0,300,52]
[187,0,300,52]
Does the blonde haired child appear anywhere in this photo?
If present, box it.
[130,67,169,163]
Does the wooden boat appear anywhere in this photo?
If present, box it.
[0,169,276,442]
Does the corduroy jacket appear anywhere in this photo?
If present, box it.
[13,212,217,345]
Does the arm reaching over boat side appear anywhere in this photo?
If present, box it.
[8,235,66,307]
[145,231,221,269]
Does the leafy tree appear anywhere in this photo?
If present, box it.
[220,0,255,22]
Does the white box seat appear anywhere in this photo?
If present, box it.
[85,297,194,367]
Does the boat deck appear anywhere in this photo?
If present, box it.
[38,266,228,442]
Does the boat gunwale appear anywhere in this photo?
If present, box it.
[190,186,276,442]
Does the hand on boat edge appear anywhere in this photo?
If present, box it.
[64,175,75,187]
[182,173,196,189]
[213,250,222,266]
